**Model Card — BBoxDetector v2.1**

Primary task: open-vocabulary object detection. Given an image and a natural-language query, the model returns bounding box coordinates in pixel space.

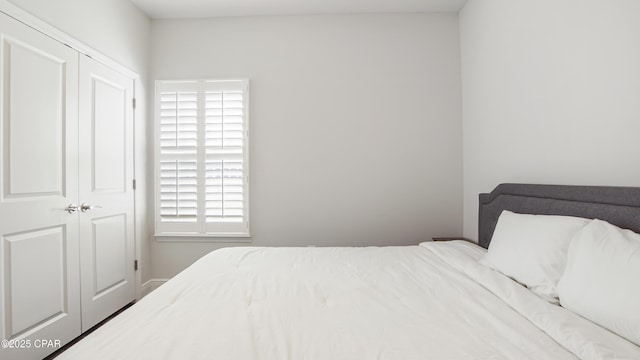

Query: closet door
[0,13,81,360]
[78,55,135,331]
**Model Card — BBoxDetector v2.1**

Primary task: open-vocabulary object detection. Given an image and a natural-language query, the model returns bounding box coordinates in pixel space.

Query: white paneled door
[0,11,136,359]
[78,56,135,331]
[0,13,81,360]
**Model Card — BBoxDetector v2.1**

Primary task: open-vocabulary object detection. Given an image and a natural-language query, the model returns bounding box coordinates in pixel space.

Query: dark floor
[43,302,135,360]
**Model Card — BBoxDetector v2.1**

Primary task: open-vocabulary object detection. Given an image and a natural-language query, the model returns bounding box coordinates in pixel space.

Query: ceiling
[129,0,468,19]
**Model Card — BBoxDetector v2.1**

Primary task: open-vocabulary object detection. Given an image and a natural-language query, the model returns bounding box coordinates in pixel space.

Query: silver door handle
[80,203,102,212]
[65,204,80,214]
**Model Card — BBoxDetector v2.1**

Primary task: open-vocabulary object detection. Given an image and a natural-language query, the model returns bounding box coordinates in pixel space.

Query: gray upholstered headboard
[478,183,640,249]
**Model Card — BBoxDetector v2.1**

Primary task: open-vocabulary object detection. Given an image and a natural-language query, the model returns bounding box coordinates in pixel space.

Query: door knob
[65,204,80,214]
[80,203,102,212]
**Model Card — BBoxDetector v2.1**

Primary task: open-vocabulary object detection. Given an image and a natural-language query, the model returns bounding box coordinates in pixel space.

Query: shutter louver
[159,160,197,222]
[160,92,198,156]
[159,89,199,222]
[205,88,245,222]
[156,80,249,236]
[205,160,244,221]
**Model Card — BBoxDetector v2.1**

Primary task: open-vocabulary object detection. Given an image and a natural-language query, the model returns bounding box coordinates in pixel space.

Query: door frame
[0,0,144,300]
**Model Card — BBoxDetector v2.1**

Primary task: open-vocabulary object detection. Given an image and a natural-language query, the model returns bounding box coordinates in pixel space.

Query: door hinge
[132,179,137,190]
[134,260,138,271]
[132,98,137,109]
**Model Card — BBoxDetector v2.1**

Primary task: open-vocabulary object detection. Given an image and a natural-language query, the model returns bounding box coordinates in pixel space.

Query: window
[155,80,250,237]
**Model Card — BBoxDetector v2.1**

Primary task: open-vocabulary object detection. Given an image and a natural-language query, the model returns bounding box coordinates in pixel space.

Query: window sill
[154,233,252,243]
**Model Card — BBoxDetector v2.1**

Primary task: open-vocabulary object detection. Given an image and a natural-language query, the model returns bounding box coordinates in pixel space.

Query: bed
[57,184,640,359]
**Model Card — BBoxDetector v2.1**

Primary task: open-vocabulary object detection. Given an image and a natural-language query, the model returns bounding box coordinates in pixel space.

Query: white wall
[5,0,154,286]
[460,0,640,240]
[151,14,463,278]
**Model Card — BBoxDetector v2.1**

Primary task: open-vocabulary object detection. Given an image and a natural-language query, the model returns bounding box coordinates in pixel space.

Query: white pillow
[558,219,640,346]
[483,210,589,302]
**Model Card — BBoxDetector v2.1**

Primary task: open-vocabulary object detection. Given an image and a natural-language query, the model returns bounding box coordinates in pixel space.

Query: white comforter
[59,241,640,359]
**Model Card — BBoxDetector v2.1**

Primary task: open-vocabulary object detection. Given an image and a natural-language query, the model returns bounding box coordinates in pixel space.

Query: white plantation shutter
[155,80,249,236]
[158,86,198,225]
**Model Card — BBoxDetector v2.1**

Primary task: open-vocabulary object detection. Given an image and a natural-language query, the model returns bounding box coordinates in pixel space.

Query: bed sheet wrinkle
[422,241,640,360]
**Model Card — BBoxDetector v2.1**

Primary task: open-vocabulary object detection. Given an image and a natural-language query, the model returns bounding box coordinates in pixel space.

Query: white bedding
[59,241,640,359]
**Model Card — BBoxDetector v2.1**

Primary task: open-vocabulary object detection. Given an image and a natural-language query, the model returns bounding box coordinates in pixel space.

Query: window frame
[153,79,250,239]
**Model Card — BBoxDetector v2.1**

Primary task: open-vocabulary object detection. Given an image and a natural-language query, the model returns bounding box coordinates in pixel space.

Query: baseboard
[140,278,168,298]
